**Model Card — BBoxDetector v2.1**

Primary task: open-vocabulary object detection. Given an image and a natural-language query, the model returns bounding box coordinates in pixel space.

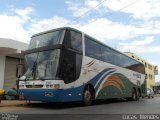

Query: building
[0,38,28,89]
[124,52,156,89]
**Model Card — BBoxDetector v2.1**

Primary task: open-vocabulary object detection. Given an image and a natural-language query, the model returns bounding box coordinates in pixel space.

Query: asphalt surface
[1,96,160,120]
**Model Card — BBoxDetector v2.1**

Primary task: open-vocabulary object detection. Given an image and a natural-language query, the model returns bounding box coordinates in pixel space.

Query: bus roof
[31,27,82,38]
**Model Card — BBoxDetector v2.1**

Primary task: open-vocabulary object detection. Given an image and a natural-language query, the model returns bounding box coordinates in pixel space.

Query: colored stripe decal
[95,71,116,97]
[102,81,123,93]
[107,76,125,88]
[94,68,115,89]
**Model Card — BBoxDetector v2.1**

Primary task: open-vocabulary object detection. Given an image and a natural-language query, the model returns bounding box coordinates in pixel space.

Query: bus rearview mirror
[16,64,24,78]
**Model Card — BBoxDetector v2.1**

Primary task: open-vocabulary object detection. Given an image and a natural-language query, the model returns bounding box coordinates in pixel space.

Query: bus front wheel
[82,86,94,106]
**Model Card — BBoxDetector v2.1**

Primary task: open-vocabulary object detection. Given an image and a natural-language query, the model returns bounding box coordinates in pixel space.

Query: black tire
[82,86,94,106]
[136,89,140,101]
[132,89,137,101]
[126,89,137,101]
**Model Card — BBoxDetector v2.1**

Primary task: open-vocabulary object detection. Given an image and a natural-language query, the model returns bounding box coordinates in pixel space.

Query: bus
[17,27,146,105]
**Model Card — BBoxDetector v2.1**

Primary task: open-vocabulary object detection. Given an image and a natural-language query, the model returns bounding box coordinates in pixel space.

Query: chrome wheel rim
[84,90,91,102]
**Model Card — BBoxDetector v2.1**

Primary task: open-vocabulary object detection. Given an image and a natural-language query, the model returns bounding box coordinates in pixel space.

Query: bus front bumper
[18,89,63,102]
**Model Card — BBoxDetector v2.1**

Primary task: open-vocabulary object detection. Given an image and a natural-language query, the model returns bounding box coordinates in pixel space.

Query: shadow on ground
[21,98,145,110]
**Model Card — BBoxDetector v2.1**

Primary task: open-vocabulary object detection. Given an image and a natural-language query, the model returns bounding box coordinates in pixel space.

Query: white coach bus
[17,27,146,105]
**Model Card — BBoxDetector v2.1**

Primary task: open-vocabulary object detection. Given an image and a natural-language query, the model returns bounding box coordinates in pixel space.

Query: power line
[63,0,107,26]
[63,0,141,32]
[88,0,140,25]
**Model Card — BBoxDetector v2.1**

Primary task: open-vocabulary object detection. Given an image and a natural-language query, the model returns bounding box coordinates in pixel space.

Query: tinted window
[101,46,116,64]
[60,50,76,84]
[85,37,101,59]
[85,36,145,74]
[70,30,82,52]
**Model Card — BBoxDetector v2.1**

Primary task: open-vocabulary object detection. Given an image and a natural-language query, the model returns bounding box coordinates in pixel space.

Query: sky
[0,0,160,82]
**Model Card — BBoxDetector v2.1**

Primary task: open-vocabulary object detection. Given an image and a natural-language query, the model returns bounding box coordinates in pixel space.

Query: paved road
[1,96,160,120]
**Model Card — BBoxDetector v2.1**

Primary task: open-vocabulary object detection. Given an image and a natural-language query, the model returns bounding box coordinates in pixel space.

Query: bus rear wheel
[136,89,140,101]
[126,89,137,101]
[83,87,94,106]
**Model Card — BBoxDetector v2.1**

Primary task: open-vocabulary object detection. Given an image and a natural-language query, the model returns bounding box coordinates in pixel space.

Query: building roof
[0,38,28,58]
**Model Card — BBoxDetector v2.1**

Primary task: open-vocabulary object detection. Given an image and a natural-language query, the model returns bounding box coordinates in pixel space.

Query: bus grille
[26,85,44,88]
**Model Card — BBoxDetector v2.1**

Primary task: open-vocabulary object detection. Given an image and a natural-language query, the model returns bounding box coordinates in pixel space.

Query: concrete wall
[0,55,5,88]
[0,38,28,89]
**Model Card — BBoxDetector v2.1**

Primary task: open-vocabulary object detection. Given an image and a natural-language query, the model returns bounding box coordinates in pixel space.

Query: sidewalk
[0,100,27,112]
[155,94,160,97]
[0,100,43,112]
[0,100,25,107]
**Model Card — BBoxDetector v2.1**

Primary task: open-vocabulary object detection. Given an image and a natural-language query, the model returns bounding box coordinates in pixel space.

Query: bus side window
[70,30,82,52]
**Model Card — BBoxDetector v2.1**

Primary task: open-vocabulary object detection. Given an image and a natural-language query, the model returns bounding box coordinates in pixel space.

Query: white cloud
[65,0,89,17]
[66,0,160,20]
[71,18,135,42]
[14,7,35,21]
[65,0,102,17]
[28,16,160,44]
[85,0,99,8]
[119,37,154,46]
[0,14,30,43]
[0,7,36,43]
[64,0,160,43]
[28,16,69,35]
[29,17,143,43]
[97,0,160,21]
[119,37,160,54]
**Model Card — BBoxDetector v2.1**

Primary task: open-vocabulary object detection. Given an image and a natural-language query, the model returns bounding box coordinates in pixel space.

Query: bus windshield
[28,30,63,49]
[21,49,61,80]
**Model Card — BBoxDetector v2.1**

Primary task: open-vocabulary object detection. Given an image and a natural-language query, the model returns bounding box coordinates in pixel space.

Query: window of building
[148,74,153,79]
[148,64,152,70]
[146,74,147,79]
[145,63,147,68]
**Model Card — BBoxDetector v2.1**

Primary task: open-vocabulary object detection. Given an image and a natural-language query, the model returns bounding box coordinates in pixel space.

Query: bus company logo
[1,113,18,120]
[133,73,141,79]
[86,60,95,68]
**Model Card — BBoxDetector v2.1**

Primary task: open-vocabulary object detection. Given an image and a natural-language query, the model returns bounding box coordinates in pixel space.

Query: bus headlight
[54,84,60,89]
